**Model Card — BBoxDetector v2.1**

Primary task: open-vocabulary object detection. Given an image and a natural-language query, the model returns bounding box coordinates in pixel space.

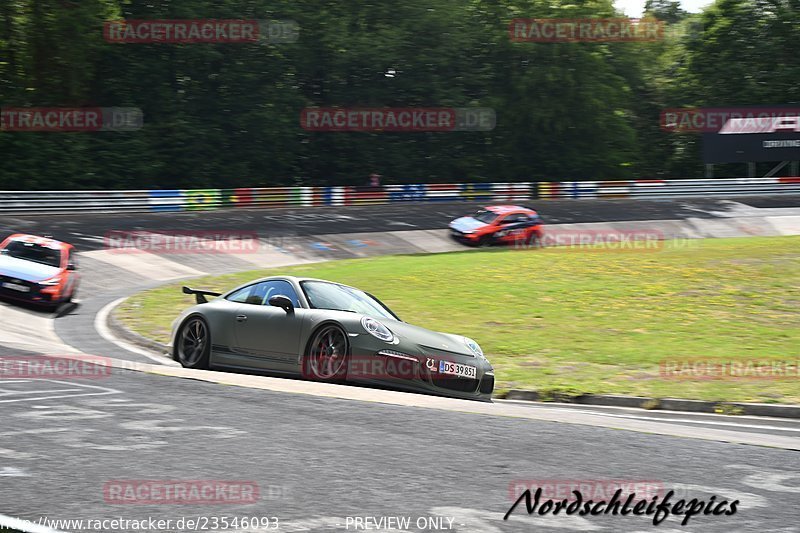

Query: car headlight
[361,317,395,342]
[39,277,61,286]
[463,337,484,357]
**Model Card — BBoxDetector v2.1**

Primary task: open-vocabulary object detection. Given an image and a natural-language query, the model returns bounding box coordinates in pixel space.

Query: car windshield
[473,210,497,224]
[301,281,397,320]
[2,241,61,268]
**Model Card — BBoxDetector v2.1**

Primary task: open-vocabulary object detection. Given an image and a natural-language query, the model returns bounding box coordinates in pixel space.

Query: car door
[494,213,529,242]
[231,280,304,371]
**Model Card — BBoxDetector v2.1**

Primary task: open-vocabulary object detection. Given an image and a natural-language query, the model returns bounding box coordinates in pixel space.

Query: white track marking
[0,379,119,404]
[0,466,31,477]
[499,398,798,423]
[515,406,800,433]
[94,297,178,365]
[766,215,800,235]
[0,388,82,397]
[729,464,800,494]
[0,447,38,460]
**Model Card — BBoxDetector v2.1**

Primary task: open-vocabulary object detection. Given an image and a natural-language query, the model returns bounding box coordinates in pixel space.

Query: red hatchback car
[449,205,544,246]
[0,233,80,308]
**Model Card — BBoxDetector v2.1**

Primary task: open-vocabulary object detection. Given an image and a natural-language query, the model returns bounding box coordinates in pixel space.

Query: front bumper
[346,334,495,401]
[0,274,59,305]
[449,228,481,245]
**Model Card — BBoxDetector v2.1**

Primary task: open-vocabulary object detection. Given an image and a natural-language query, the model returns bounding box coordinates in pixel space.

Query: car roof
[248,275,357,289]
[3,233,71,251]
[484,205,536,215]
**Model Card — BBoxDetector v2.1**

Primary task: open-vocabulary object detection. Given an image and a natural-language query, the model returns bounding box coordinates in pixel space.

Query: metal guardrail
[0,183,532,214]
[0,178,798,215]
[539,177,800,199]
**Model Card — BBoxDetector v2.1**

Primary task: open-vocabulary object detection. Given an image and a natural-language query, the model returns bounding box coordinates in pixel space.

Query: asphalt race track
[1,197,799,533]
[5,195,800,248]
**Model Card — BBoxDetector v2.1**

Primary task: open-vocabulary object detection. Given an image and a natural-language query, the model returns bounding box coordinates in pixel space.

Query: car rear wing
[182,286,222,304]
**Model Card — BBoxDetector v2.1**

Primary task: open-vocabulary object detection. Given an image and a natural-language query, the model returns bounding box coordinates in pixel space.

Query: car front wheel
[476,235,492,247]
[303,324,349,382]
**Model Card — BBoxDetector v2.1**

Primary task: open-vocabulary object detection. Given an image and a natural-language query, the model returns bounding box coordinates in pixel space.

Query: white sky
[615,0,714,17]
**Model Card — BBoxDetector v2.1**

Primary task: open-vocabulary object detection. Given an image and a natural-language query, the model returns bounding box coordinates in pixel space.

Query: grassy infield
[116,236,800,404]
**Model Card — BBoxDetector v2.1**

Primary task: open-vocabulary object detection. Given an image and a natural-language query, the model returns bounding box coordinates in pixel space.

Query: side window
[502,214,526,224]
[64,249,76,269]
[229,280,300,307]
[226,285,255,304]
[259,280,300,308]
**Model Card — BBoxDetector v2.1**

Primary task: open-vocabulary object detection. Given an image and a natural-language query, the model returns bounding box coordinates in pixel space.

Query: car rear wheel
[527,231,543,248]
[303,324,349,382]
[176,316,210,369]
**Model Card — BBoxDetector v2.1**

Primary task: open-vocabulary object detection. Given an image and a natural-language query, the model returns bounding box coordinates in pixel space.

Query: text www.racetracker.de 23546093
[33,516,279,532]
[28,515,462,532]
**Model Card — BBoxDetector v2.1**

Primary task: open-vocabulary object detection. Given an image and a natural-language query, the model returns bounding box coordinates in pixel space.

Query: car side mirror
[269,295,294,313]
[67,263,76,271]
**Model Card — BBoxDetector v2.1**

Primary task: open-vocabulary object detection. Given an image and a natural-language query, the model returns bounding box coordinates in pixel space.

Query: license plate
[2,282,29,293]
[439,360,477,379]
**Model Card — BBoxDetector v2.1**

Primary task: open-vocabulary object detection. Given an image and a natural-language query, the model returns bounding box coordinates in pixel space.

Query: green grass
[116,236,800,403]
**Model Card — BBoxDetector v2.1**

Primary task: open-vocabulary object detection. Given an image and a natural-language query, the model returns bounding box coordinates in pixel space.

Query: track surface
[5,196,800,248]
[1,197,799,532]
[2,347,798,533]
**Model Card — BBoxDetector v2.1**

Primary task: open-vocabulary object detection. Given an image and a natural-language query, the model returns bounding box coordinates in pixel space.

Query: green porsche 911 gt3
[171,276,494,401]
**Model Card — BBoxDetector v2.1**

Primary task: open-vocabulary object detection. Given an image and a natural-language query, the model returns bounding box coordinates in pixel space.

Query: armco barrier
[539,177,800,199]
[0,183,533,214]
[0,178,799,214]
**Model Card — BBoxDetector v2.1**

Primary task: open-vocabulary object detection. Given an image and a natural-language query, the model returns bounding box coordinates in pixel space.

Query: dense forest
[0,0,798,190]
